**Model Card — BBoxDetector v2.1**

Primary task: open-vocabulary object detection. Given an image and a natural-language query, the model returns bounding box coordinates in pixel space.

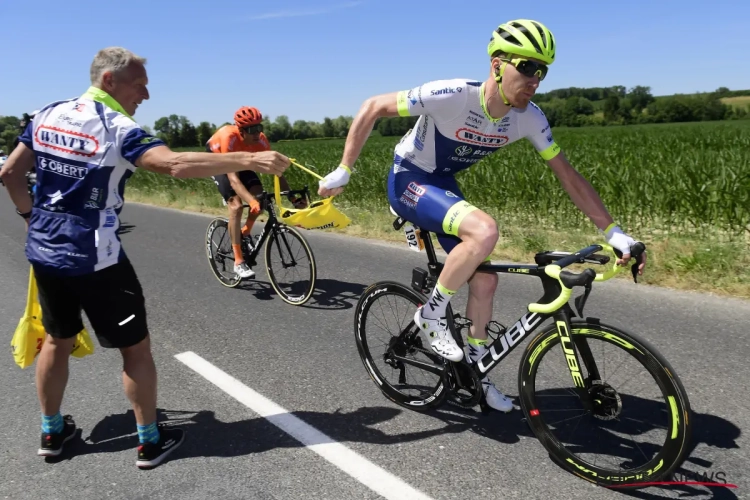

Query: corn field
[128,121,750,237]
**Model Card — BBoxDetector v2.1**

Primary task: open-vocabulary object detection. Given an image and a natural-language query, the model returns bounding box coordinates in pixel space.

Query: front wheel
[518,317,692,488]
[264,224,316,305]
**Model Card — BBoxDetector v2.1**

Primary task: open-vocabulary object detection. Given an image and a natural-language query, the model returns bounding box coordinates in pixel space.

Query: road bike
[354,212,692,488]
[205,186,317,306]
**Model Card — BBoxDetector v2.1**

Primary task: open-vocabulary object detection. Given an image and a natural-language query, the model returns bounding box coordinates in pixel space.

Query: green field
[126,120,750,298]
[130,120,750,235]
[722,96,750,109]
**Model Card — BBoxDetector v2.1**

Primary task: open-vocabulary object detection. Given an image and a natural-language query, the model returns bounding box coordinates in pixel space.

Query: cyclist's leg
[433,210,512,410]
[215,174,245,263]
[434,225,498,346]
[389,166,498,314]
[388,166,498,361]
[238,171,263,238]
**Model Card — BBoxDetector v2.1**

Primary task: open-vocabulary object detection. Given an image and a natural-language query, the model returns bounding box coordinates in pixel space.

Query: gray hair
[89,47,147,85]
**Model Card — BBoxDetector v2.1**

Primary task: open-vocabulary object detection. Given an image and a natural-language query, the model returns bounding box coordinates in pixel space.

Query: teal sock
[41,412,63,434]
[137,421,160,444]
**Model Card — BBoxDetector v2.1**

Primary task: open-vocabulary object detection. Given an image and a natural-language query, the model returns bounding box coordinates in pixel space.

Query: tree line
[1,86,748,152]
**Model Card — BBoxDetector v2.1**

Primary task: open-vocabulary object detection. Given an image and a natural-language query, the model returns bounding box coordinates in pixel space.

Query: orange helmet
[234,106,262,128]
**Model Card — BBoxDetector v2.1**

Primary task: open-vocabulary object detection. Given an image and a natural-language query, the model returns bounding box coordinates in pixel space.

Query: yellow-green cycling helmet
[487,19,556,65]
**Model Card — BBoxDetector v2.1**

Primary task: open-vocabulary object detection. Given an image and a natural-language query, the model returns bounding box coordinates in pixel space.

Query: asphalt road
[1,190,748,500]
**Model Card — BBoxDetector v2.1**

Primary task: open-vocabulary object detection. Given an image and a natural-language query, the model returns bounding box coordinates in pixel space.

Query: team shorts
[205,144,262,202]
[387,159,478,254]
[33,259,149,349]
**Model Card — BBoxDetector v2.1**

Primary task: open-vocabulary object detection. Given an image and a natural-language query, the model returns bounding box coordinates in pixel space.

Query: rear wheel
[518,318,692,488]
[355,281,460,411]
[205,218,242,288]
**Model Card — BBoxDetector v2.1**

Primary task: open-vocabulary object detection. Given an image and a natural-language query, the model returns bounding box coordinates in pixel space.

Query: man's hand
[247,151,290,176]
[318,165,350,197]
[606,225,647,276]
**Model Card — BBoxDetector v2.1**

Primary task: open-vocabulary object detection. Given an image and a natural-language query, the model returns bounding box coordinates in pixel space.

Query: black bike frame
[220,188,310,267]
[396,216,605,409]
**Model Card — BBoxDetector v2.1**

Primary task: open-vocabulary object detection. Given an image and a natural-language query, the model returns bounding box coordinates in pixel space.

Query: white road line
[174,351,434,500]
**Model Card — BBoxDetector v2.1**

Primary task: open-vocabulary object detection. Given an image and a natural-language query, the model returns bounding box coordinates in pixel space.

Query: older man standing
[0,47,290,469]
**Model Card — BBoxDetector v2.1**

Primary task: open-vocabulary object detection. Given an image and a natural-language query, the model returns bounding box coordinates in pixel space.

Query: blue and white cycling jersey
[394,78,560,176]
[18,87,165,276]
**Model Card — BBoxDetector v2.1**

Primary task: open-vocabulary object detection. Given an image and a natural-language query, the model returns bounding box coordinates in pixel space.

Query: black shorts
[34,259,149,349]
[205,144,262,202]
[212,171,262,202]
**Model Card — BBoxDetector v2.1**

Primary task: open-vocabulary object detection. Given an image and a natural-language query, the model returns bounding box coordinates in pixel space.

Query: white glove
[605,225,636,257]
[319,165,351,190]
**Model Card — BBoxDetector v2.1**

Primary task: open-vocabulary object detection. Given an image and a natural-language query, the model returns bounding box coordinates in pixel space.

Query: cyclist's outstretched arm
[342,92,401,168]
[547,151,645,271]
[546,151,614,232]
[318,92,400,196]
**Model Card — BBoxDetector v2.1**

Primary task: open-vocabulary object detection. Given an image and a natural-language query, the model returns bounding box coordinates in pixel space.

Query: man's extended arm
[135,146,289,178]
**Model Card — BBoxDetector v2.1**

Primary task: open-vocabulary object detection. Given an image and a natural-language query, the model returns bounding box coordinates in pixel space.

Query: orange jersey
[207,125,270,153]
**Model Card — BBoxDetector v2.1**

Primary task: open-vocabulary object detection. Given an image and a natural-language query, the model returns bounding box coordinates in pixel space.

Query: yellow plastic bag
[274,161,351,230]
[10,267,94,369]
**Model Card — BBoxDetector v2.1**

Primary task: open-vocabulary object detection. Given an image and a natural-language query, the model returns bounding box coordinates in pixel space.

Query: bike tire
[518,317,692,488]
[205,217,242,288]
[355,281,458,412]
[264,224,316,305]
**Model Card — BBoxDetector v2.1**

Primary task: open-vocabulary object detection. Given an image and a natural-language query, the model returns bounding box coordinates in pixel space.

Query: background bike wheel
[264,224,316,305]
[354,281,454,412]
[518,318,692,488]
[205,218,241,288]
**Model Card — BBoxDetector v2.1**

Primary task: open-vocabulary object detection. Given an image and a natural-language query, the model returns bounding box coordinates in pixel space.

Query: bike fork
[552,310,600,411]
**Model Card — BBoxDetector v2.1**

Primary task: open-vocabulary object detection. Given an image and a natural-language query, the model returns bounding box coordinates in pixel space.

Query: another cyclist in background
[318,19,646,413]
[207,106,307,279]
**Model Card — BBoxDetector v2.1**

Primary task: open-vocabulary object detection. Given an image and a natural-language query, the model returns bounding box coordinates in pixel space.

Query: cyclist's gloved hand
[605,224,636,263]
[318,164,350,197]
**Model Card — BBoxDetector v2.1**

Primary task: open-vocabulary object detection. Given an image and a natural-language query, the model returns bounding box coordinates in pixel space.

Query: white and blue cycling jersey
[393,78,560,175]
[18,87,165,276]
[387,78,562,254]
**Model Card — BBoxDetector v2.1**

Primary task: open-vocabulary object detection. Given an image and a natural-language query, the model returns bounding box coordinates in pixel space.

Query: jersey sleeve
[18,121,33,149]
[523,102,561,161]
[120,126,166,165]
[396,79,468,120]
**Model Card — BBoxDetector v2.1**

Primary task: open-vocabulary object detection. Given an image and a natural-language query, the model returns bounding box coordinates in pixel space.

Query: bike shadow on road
[236,277,367,310]
[421,391,741,500]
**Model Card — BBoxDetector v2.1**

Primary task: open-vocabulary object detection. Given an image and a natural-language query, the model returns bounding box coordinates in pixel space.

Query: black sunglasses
[503,57,549,81]
[243,124,263,134]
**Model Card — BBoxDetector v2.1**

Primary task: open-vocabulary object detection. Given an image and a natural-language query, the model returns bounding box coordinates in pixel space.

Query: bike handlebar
[528,242,646,314]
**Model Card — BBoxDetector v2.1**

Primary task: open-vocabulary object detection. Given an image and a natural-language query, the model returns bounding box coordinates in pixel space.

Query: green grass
[126,120,750,298]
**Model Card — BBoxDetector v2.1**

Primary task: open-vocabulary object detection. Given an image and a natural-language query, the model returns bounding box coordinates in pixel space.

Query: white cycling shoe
[234,262,255,279]
[468,343,515,413]
[414,307,464,362]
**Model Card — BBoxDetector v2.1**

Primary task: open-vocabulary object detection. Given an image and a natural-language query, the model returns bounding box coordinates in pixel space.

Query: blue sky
[2,0,748,129]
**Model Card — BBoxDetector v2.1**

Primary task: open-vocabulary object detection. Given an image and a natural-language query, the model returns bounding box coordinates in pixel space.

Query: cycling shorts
[34,259,149,349]
[387,157,478,254]
[205,144,262,202]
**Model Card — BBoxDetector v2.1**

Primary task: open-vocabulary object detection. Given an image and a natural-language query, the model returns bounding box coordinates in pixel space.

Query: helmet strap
[494,62,512,107]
